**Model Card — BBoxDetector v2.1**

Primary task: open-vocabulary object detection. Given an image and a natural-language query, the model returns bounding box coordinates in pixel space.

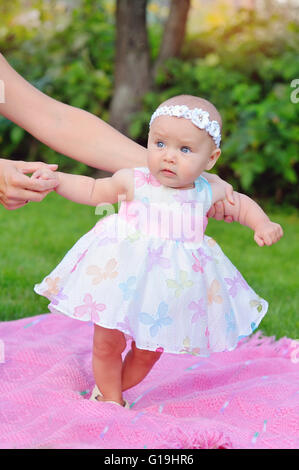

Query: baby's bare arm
[218,192,283,246]
[32,167,134,206]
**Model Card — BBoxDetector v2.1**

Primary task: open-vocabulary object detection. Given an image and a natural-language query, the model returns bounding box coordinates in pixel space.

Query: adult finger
[6,187,54,203]
[206,206,215,218]
[213,201,225,221]
[2,199,30,210]
[225,185,235,205]
[14,171,59,192]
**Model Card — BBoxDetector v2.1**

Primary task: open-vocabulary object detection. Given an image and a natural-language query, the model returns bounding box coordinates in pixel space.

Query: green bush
[131,13,299,206]
[0,0,115,175]
[0,5,298,204]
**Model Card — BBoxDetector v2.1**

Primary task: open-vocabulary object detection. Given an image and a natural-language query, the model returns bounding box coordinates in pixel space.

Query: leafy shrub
[0,4,298,204]
[0,0,115,175]
[131,13,299,205]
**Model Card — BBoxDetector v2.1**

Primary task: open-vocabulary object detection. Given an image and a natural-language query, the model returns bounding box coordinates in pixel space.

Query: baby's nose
[163,152,176,163]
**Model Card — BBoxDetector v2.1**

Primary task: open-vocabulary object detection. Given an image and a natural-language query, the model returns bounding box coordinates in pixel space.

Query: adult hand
[0,158,59,210]
[207,200,234,223]
[205,173,234,223]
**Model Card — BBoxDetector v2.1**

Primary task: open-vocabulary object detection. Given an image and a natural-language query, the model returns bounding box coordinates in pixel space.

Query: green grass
[0,192,298,340]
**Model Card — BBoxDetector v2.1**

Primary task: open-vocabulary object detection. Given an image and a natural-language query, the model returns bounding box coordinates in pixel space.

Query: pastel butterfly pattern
[44,276,61,296]
[207,279,223,305]
[173,192,197,207]
[139,301,173,337]
[197,247,213,263]
[250,298,263,313]
[50,287,68,306]
[147,245,171,272]
[166,270,194,297]
[224,271,249,298]
[225,309,236,333]
[191,252,204,273]
[116,315,134,336]
[188,298,206,323]
[205,326,210,349]
[119,276,137,300]
[207,238,217,247]
[74,293,106,322]
[191,248,213,273]
[135,170,161,188]
[70,249,88,273]
[97,235,118,246]
[86,258,118,284]
[126,230,141,243]
[179,336,201,356]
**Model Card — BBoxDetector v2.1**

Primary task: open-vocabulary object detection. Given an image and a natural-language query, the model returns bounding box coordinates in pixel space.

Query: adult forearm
[0,53,62,145]
[0,54,147,172]
[53,105,148,172]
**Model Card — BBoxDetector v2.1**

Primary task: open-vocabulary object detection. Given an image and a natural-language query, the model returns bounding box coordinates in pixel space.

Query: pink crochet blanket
[0,313,298,449]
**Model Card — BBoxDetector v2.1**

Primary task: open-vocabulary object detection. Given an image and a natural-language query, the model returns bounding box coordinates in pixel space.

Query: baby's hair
[158,94,222,132]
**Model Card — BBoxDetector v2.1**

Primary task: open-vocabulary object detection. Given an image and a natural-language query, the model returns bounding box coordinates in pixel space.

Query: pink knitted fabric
[0,313,298,449]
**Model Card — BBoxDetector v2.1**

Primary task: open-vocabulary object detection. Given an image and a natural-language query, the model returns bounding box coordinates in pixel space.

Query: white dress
[34,167,268,356]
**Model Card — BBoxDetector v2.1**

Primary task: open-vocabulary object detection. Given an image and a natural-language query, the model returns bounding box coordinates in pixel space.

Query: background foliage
[0,0,298,204]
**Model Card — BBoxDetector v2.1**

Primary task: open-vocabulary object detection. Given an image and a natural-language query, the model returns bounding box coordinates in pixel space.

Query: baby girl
[33,94,283,408]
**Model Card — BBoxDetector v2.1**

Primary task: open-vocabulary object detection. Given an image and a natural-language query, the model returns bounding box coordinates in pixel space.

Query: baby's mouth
[161,168,176,176]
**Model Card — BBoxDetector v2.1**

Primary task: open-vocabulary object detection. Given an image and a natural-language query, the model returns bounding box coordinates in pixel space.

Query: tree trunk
[109,0,191,135]
[153,0,191,80]
[109,0,151,136]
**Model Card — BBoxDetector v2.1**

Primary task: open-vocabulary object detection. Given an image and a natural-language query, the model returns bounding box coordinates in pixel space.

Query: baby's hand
[31,167,60,189]
[254,220,283,247]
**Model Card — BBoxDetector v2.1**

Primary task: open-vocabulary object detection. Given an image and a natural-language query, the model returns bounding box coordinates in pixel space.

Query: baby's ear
[205,148,221,171]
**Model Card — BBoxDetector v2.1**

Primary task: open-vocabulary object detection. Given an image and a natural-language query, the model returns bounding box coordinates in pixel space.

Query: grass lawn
[0,191,298,340]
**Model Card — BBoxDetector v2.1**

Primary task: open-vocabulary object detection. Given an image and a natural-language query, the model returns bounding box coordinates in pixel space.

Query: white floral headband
[149,104,221,148]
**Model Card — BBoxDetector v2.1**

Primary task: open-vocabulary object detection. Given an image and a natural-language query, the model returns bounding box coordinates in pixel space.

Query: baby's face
[147,116,219,189]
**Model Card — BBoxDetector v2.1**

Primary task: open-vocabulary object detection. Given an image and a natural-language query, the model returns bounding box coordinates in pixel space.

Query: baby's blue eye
[157,141,165,148]
[181,146,191,154]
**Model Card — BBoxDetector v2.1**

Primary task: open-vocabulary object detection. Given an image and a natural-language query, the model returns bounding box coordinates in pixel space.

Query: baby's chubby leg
[92,324,127,406]
[121,341,162,392]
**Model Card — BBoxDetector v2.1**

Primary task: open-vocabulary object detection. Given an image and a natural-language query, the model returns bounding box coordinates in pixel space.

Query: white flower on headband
[191,108,210,129]
[149,104,221,148]
[172,105,183,117]
[206,120,221,147]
